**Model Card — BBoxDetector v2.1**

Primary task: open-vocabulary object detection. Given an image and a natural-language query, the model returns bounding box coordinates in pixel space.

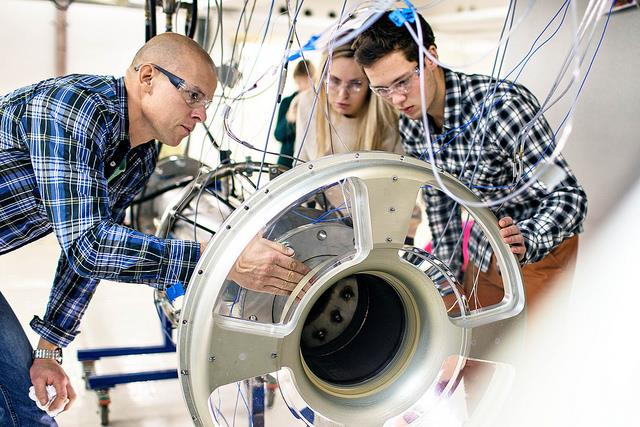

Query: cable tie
[166,282,185,302]
[389,8,415,27]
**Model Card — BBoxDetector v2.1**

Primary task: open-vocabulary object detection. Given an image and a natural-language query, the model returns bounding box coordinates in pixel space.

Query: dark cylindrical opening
[300,273,405,385]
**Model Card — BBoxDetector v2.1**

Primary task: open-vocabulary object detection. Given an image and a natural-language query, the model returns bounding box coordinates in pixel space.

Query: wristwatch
[32,347,63,365]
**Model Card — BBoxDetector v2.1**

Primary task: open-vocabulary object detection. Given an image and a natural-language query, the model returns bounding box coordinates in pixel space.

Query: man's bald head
[131,33,216,77]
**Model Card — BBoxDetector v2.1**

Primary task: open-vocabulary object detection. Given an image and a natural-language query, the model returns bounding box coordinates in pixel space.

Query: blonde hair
[315,44,398,158]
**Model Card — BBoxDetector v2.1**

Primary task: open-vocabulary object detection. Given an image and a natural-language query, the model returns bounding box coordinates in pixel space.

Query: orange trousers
[462,234,579,313]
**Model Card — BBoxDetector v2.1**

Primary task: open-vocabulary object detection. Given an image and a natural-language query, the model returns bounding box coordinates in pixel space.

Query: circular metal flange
[177,152,525,426]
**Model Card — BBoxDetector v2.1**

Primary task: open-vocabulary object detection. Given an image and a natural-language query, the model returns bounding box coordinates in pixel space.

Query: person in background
[273,59,315,168]
[293,43,422,242]
[0,33,308,425]
[294,43,402,162]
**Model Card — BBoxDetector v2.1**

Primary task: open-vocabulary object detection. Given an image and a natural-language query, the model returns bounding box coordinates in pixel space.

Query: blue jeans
[0,291,57,426]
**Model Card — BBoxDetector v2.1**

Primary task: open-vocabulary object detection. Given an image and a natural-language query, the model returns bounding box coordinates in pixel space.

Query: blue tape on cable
[288,406,315,423]
[166,282,185,302]
[287,34,320,62]
[389,8,416,27]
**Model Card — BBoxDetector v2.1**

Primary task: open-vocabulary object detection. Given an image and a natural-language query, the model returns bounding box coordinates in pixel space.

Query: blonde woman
[294,43,403,161]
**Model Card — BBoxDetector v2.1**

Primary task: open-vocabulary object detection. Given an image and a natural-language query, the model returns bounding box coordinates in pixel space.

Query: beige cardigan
[293,89,404,161]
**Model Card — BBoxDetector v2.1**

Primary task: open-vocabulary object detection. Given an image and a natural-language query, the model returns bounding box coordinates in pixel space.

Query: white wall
[0,0,144,91]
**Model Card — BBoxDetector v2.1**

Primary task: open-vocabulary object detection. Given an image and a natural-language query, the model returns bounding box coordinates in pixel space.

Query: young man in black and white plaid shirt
[353,10,587,312]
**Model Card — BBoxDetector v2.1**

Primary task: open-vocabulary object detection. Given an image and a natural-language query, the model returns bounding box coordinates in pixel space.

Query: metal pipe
[54,2,68,76]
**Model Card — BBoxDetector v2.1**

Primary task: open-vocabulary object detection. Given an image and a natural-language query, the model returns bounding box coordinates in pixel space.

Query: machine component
[131,155,203,235]
[154,160,288,329]
[175,152,525,426]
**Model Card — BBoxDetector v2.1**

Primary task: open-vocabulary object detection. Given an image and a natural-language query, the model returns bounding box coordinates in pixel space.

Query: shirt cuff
[30,316,79,348]
[157,239,201,290]
[516,219,538,265]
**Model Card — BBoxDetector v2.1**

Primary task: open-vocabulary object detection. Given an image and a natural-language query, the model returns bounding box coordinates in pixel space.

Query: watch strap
[32,347,63,365]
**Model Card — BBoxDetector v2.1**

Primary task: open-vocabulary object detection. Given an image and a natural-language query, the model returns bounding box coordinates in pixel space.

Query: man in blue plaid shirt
[0,33,308,424]
[354,12,586,312]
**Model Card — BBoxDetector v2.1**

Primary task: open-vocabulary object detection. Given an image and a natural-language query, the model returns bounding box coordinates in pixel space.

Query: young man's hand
[498,216,526,261]
[228,235,310,295]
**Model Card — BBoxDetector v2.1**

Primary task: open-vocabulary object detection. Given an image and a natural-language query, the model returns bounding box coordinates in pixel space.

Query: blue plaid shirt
[0,75,200,347]
[400,68,587,276]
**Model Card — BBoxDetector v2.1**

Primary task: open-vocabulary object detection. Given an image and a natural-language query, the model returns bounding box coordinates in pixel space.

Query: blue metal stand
[249,377,266,427]
[76,312,177,425]
[77,307,268,425]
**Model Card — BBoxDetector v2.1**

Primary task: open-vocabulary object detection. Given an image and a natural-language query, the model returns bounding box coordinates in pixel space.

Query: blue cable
[238,381,254,427]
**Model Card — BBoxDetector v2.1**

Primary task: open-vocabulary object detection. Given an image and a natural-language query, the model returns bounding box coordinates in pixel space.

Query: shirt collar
[442,68,462,132]
[114,77,129,142]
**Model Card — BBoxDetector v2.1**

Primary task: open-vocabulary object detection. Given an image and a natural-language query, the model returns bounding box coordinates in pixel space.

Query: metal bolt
[392,176,398,181]
[331,310,343,323]
[180,369,189,375]
[340,286,354,301]
[308,164,314,169]
[313,329,327,341]
[182,319,189,325]
[226,224,231,230]
[244,205,249,210]
[386,237,393,243]
[317,230,327,241]
[264,188,270,194]
[354,153,360,158]
[192,415,198,421]
[271,353,279,359]
[197,269,203,275]
[248,315,258,321]
[389,207,396,212]
[208,356,216,362]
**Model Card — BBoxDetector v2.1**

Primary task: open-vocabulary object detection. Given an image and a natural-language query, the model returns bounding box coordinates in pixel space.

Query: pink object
[424,220,474,272]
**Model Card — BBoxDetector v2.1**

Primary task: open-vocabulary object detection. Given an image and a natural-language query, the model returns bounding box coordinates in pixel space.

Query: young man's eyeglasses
[326,76,364,94]
[370,66,420,99]
[134,63,212,109]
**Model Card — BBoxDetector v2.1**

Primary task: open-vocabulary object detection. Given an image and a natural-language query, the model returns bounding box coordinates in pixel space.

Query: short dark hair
[293,59,315,79]
[353,10,436,68]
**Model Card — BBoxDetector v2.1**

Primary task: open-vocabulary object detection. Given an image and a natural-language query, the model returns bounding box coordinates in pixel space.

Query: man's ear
[137,64,154,92]
[425,45,439,69]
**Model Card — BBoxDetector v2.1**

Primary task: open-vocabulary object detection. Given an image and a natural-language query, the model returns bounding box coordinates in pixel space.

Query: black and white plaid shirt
[400,68,587,275]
